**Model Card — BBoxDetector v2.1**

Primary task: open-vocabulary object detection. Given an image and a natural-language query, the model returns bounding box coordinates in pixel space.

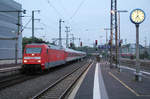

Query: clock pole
[135,24,142,81]
[130,8,145,82]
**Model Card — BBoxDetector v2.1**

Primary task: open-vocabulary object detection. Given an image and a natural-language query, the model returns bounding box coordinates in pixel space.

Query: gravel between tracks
[0,59,88,99]
[36,61,91,99]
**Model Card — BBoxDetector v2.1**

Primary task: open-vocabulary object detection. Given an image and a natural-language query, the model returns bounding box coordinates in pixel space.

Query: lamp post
[0,10,26,64]
[117,10,128,40]
[65,26,70,48]
[117,10,128,71]
[32,10,40,43]
[59,19,64,48]
[104,28,111,62]
[111,10,128,69]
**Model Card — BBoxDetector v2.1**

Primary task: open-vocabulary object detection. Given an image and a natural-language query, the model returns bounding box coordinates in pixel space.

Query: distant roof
[122,43,144,48]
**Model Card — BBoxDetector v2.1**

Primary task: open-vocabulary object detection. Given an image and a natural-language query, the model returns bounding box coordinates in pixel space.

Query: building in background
[0,0,22,59]
[121,43,144,55]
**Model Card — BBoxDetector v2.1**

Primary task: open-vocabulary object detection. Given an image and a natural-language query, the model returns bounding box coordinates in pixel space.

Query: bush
[140,51,149,59]
[130,55,134,59]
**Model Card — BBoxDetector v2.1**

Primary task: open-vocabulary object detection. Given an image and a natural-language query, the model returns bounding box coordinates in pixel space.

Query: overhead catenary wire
[46,0,65,19]
[21,18,32,32]
[45,0,87,26]
[44,0,88,44]
[68,0,87,21]
[40,21,58,31]
[64,0,87,33]
[59,0,69,16]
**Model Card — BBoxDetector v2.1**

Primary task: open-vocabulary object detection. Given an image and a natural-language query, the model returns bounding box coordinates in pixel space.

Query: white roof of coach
[48,45,61,50]
[27,44,85,54]
[64,48,86,54]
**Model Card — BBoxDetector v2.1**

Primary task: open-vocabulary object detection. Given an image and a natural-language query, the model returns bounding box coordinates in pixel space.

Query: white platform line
[68,61,94,99]
[98,63,109,99]
[93,63,101,99]
[0,66,21,72]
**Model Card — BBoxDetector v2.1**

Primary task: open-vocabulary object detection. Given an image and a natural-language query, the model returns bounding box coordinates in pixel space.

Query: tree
[69,43,76,49]
[140,50,149,59]
[22,37,51,50]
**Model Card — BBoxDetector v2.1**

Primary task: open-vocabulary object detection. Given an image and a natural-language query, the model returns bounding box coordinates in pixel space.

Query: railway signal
[80,42,82,47]
[95,40,98,46]
[119,39,123,47]
[108,40,111,46]
[70,43,73,47]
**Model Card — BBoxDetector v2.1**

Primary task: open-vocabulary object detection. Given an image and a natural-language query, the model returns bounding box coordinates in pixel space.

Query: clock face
[130,9,145,24]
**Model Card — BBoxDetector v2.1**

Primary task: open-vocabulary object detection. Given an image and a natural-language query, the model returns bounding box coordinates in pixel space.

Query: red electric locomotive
[22,43,86,72]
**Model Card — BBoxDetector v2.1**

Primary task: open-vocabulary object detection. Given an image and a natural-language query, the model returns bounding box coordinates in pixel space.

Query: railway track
[0,74,36,90]
[0,59,89,92]
[120,58,150,66]
[31,60,93,99]
[113,58,150,72]
[0,65,38,90]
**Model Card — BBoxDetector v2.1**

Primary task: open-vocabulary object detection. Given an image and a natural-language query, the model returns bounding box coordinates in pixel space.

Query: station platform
[0,59,21,69]
[70,61,150,99]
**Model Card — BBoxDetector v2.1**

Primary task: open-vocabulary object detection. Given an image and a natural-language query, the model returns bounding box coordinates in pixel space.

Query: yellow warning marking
[140,95,150,97]
[108,72,140,96]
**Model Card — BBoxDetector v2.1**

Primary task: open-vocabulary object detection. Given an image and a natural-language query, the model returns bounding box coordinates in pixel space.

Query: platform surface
[74,61,150,99]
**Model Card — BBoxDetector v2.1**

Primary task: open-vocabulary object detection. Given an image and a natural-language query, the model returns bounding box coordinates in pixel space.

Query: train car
[65,48,86,62]
[22,43,86,72]
[121,53,133,58]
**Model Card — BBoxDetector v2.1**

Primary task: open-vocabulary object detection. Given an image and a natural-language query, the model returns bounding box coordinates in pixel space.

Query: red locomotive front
[22,44,47,71]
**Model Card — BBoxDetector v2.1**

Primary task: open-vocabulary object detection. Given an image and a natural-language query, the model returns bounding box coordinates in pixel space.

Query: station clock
[130,9,145,24]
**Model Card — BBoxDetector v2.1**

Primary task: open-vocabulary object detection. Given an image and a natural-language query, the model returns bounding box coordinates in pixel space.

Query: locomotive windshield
[26,48,41,54]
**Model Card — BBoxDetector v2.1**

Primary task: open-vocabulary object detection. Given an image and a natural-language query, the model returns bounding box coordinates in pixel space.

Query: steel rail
[0,74,27,90]
[58,61,93,99]
[31,60,93,99]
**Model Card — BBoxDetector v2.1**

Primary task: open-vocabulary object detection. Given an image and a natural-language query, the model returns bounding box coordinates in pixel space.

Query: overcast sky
[15,0,150,47]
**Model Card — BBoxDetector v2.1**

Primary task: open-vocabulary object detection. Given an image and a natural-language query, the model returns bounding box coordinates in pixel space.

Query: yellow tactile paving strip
[109,72,150,97]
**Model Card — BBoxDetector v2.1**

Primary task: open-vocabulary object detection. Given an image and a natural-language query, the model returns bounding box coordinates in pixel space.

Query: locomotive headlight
[24,60,27,63]
[37,60,41,63]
